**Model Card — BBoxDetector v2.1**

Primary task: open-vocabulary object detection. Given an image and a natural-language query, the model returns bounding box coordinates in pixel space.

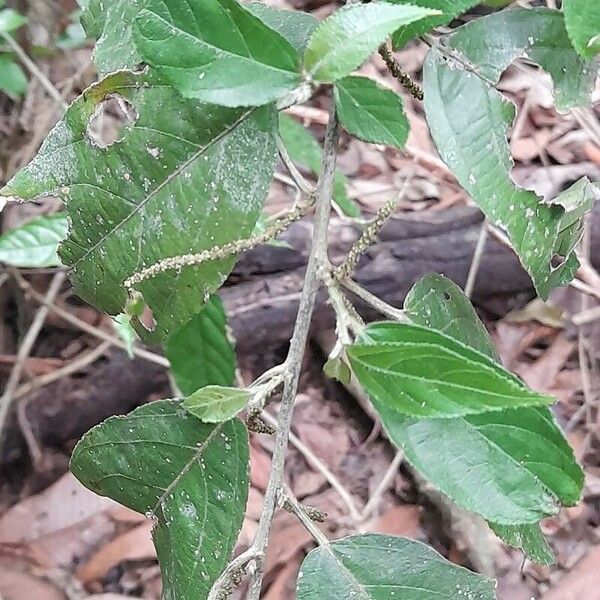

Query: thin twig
[245,103,339,600]
[281,486,330,546]
[0,272,67,447]
[276,134,315,195]
[342,278,406,322]
[464,222,488,299]
[360,450,404,521]
[2,34,67,109]
[12,271,169,368]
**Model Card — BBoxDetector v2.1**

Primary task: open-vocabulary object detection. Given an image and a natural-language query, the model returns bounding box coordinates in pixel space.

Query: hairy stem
[245,104,339,600]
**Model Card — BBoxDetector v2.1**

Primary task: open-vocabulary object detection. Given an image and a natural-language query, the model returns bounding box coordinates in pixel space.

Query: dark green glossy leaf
[183,386,250,423]
[297,534,495,599]
[245,2,318,53]
[404,274,499,361]
[80,0,146,73]
[423,48,596,298]
[303,2,438,82]
[334,76,408,149]
[71,400,249,600]
[348,322,553,419]
[1,71,277,342]
[0,213,68,267]
[405,274,560,561]
[447,7,597,111]
[134,0,302,107]
[166,296,236,395]
[563,0,600,59]
[278,114,360,218]
[390,0,479,49]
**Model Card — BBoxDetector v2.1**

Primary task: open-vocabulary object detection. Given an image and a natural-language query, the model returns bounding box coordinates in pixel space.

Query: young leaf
[390,0,480,50]
[348,322,553,419]
[379,274,583,526]
[447,7,597,111]
[404,274,499,361]
[0,8,27,34]
[0,54,27,98]
[334,76,408,149]
[279,114,360,218]
[245,2,318,53]
[0,213,68,268]
[70,400,249,600]
[166,296,236,395]
[1,71,277,342]
[297,534,495,599]
[79,0,146,73]
[423,48,597,298]
[563,0,600,59]
[183,386,250,423]
[490,523,554,566]
[405,275,558,562]
[133,0,302,107]
[303,2,439,83]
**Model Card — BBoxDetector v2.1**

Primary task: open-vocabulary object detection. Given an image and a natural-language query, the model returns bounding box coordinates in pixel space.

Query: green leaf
[390,0,479,49]
[334,76,408,149]
[348,321,553,419]
[447,7,597,111]
[166,296,236,395]
[563,0,600,59]
[133,0,302,107]
[0,55,27,98]
[0,213,68,267]
[71,400,249,600]
[303,2,439,82]
[404,274,499,361]
[297,534,495,599]
[183,386,250,423]
[278,114,360,218]
[490,523,554,565]
[111,314,137,359]
[423,48,596,298]
[0,8,27,34]
[405,275,558,561]
[1,71,277,342]
[80,0,146,73]
[245,2,318,53]
[378,275,583,526]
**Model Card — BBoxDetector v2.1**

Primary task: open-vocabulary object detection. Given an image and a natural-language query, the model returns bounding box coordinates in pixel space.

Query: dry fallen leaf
[0,557,65,600]
[542,545,600,600]
[365,504,423,538]
[76,521,155,584]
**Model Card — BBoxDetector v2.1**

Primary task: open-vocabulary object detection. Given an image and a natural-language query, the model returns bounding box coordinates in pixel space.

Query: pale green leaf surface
[447,7,597,111]
[183,386,250,423]
[245,2,318,53]
[0,55,27,98]
[166,296,236,395]
[80,0,146,73]
[348,322,553,419]
[278,114,360,218]
[70,400,249,600]
[0,213,67,267]
[334,76,408,149]
[134,0,302,107]
[297,534,495,599]
[390,0,480,49]
[563,0,600,59]
[112,314,137,359]
[405,275,561,560]
[0,8,27,34]
[404,274,499,361]
[423,48,596,298]
[303,2,439,82]
[1,72,277,342]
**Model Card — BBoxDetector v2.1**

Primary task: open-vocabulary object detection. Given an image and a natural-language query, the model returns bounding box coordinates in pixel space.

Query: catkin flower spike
[124,198,315,290]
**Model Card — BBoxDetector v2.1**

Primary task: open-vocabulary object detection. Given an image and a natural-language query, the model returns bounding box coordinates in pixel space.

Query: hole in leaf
[443,291,451,300]
[86,94,138,149]
[551,254,566,269]
[137,303,156,332]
